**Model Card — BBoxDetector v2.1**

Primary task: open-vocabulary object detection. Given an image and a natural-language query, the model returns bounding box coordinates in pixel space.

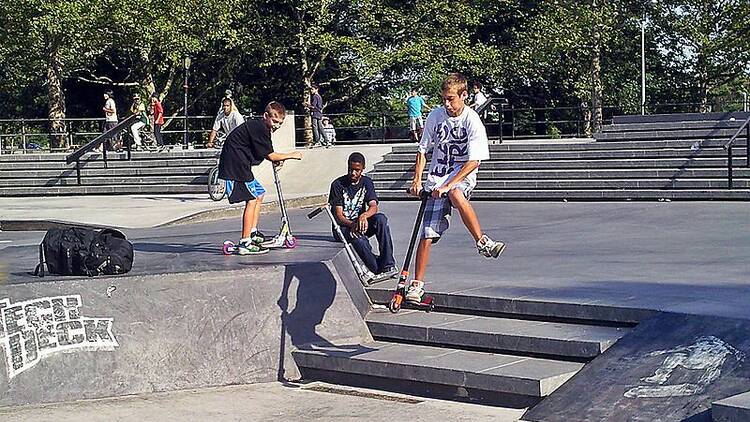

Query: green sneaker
[250,231,267,245]
[238,239,269,255]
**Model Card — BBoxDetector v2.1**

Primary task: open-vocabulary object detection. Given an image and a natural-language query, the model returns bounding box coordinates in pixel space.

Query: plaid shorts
[421,180,474,243]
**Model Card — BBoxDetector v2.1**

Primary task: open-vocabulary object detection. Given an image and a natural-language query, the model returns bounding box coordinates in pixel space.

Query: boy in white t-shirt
[406,73,505,302]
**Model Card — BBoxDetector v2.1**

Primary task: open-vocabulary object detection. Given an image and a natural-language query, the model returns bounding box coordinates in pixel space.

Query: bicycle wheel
[207,165,226,201]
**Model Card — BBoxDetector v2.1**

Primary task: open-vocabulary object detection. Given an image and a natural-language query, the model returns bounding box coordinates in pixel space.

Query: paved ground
[2,199,749,319]
[0,381,523,422]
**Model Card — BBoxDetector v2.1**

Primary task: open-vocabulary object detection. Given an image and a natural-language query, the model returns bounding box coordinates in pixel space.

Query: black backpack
[35,227,134,277]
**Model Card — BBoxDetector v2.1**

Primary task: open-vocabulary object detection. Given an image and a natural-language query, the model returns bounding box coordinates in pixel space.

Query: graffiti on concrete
[0,295,118,380]
[625,336,745,398]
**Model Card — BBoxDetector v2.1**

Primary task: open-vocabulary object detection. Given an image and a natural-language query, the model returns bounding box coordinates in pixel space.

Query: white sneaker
[405,280,425,302]
[477,235,506,258]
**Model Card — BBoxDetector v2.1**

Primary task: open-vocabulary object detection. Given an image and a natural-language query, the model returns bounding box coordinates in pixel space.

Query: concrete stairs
[0,150,218,196]
[370,139,750,200]
[293,289,638,407]
[595,112,750,142]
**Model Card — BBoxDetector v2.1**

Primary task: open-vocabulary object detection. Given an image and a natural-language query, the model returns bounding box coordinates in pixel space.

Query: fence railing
[0,115,257,155]
[4,100,750,153]
[723,115,750,188]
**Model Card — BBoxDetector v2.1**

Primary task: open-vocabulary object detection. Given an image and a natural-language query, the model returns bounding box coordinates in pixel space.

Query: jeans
[311,117,328,146]
[334,213,395,274]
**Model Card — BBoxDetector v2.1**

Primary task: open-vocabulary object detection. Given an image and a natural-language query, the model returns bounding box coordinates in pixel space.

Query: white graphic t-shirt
[212,110,245,136]
[105,98,118,122]
[418,106,490,190]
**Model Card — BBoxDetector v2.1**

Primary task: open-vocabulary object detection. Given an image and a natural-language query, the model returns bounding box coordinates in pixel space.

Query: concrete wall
[0,263,370,407]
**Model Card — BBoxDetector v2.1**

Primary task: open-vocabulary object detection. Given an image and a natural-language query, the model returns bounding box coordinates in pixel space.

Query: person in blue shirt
[406,90,430,142]
[328,152,397,280]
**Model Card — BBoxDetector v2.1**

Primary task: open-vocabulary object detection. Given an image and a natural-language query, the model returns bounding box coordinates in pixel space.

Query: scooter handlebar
[307,206,325,219]
[404,188,447,199]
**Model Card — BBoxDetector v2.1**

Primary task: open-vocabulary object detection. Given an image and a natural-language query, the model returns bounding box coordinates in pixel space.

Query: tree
[651,0,750,111]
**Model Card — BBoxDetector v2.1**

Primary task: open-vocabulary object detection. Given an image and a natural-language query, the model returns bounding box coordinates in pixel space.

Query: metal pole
[183,57,189,148]
[746,125,749,167]
[641,14,646,115]
[728,145,733,189]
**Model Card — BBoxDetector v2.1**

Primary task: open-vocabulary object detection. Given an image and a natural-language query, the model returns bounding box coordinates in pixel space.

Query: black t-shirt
[328,175,378,220]
[218,119,274,181]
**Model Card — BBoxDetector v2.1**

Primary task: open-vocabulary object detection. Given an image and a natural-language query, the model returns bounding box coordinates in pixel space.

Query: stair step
[612,111,750,125]
[366,310,628,359]
[365,288,653,325]
[293,341,583,398]
[0,167,212,179]
[712,391,750,422]
[0,185,206,196]
[389,139,743,153]
[375,189,750,200]
[0,158,216,170]
[372,179,749,190]
[369,168,750,180]
[595,128,739,141]
[374,157,748,171]
[602,120,745,133]
[0,175,208,187]
[382,148,746,162]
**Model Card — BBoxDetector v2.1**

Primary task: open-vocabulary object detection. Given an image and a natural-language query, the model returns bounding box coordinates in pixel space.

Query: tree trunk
[46,44,67,150]
[590,43,603,134]
[300,30,313,146]
[138,47,156,96]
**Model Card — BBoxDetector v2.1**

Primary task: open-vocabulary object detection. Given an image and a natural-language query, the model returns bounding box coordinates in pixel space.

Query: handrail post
[728,145,733,189]
[746,124,749,167]
[103,144,108,169]
[499,104,504,144]
[381,113,386,143]
[76,160,81,185]
[21,119,27,151]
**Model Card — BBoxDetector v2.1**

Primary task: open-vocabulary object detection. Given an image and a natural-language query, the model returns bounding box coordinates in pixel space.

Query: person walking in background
[150,93,165,149]
[468,81,488,110]
[207,97,244,148]
[102,91,119,151]
[322,116,336,146]
[406,90,430,142]
[129,94,149,150]
[307,84,329,148]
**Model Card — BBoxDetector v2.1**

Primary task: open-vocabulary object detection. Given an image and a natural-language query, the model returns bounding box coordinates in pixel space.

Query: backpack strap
[33,242,47,277]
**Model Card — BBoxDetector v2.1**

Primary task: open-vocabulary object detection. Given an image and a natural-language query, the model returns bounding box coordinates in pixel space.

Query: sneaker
[370,266,399,283]
[405,280,425,303]
[477,235,506,258]
[237,239,269,255]
[250,231,267,245]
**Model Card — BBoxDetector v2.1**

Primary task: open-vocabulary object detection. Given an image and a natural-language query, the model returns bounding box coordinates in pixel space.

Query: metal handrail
[722,115,750,188]
[65,115,138,185]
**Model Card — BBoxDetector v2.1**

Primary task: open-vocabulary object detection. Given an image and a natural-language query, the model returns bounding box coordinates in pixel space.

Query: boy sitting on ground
[406,73,505,302]
[219,101,302,255]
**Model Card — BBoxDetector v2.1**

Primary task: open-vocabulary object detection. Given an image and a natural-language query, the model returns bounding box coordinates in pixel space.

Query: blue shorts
[225,179,265,204]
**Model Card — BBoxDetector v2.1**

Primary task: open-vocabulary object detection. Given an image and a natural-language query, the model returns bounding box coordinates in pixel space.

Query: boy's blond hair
[265,101,287,117]
[441,73,468,95]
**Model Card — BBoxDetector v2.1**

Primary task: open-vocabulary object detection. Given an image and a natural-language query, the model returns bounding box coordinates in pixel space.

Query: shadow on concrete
[132,241,217,254]
[277,262,373,381]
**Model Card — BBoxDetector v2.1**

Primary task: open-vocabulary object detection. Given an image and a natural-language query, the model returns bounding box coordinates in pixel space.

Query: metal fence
[3,99,749,154]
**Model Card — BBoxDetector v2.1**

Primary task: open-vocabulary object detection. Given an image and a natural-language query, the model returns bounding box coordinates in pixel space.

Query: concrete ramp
[522,313,750,422]
[0,263,370,407]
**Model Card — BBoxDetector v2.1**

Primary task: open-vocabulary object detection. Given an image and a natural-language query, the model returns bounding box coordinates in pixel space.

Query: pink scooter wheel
[285,237,298,249]
[222,241,235,255]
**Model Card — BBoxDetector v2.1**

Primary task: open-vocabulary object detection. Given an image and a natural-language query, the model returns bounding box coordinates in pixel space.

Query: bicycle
[207,132,227,201]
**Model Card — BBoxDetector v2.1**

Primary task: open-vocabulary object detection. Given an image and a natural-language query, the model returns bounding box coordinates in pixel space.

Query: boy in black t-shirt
[219,101,302,255]
[328,152,397,279]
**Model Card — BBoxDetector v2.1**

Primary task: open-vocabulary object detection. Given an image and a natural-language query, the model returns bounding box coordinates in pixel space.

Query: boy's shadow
[277,262,373,381]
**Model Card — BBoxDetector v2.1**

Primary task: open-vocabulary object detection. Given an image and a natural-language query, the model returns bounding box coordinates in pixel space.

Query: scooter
[388,189,436,313]
[260,163,298,249]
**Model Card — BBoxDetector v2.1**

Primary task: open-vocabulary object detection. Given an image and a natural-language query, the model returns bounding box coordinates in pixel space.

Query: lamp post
[183,56,192,148]
[641,12,646,115]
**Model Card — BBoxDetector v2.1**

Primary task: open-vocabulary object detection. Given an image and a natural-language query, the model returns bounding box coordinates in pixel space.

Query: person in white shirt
[406,73,506,303]
[468,81,488,110]
[208,97,245,148]
[102,91,120,151]
[322,116,336,146]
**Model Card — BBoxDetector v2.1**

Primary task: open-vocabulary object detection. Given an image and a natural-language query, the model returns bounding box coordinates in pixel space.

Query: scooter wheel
[222,241,235,256]
[285,236,298,249]
[388,294,403,313]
